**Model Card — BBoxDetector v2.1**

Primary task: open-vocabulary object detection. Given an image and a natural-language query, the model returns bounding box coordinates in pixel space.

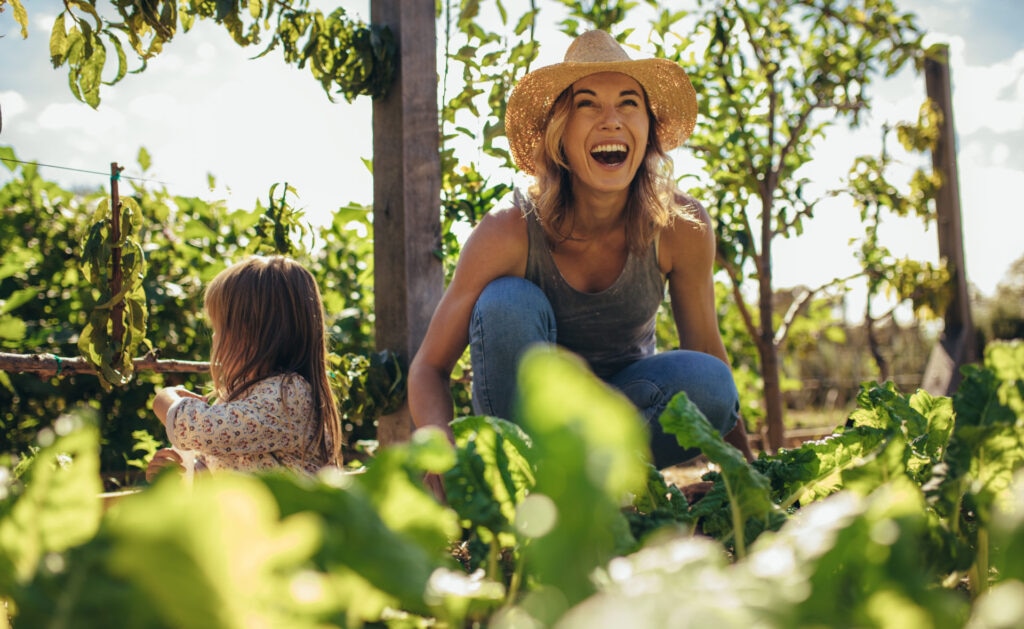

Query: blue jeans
[469,277,739,468]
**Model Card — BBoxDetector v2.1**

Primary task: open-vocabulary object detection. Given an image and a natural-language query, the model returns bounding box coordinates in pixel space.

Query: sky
[1,0,1022,303]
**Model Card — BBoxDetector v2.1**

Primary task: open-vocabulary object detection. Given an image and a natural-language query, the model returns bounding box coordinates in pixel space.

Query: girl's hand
[146,448,184,483]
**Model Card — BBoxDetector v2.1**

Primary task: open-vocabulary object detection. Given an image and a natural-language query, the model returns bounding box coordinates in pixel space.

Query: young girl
[147,255,342,479]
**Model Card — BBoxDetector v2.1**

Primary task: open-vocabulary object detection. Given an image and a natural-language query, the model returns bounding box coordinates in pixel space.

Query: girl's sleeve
[167,378,313,456]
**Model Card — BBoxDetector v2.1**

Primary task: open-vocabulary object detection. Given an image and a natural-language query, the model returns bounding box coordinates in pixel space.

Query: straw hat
[505,29,698,175]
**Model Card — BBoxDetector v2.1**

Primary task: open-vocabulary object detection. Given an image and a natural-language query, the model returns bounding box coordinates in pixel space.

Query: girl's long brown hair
[204,256,341,467]
[528,84,699,253]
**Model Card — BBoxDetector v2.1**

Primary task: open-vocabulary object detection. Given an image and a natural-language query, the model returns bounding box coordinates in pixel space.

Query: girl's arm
[167,377,313,455]
[152,386,206,425]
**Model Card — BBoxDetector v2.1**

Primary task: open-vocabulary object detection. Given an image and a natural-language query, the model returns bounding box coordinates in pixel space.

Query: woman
[408,30,754,478]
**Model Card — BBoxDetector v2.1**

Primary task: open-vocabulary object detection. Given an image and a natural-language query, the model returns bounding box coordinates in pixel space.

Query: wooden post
[921,44,979,395]
[110,162,125,358]
[371,0,444,445]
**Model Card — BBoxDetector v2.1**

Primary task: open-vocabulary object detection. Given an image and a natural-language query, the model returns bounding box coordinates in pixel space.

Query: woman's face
[561,71,650,197]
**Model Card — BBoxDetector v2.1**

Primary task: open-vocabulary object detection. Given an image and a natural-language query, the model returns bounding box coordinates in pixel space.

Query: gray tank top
[522,203,666,379]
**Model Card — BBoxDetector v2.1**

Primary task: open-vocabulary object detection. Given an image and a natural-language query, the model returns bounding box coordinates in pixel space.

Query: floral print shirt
[166,373,324,475]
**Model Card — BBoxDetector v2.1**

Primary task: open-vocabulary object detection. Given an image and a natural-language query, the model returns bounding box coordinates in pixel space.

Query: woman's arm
[408,207,529,441]
[661,203,755,461]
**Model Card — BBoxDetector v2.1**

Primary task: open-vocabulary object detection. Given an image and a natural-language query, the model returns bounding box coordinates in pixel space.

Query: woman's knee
[472,277,555,337]
[615,351,738,431]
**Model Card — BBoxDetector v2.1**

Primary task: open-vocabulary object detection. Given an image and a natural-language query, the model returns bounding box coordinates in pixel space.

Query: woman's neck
[569,187,629,239]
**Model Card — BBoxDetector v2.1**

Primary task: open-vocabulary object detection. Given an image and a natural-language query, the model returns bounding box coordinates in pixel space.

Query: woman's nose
[599,108,622,129]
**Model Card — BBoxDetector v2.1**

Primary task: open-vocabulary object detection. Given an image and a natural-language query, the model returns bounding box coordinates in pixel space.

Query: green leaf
[105,473,324,628]
[515,346,649,621]
[0,314,27,341]
[49,12,69,65]
[1,287,39,315]
[446,415,535,545]
[357,434,461,557]
[0,412,103,583]
[10,0,28,38]
[261,471,448,621]
[660,392,780,556]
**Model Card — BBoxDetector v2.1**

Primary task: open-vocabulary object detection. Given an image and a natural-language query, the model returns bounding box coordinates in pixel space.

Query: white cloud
[947,42,1024,135]
[36,101,124,133]
[958,161,1024,294]
[126,92,181,122]
[0,91,27,121]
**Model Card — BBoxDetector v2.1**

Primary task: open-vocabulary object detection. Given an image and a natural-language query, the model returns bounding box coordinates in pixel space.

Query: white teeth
[591,143,627,153]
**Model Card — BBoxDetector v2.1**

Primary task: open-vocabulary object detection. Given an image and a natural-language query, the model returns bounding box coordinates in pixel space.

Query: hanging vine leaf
[78,197,151,390]
[41,0,396,107]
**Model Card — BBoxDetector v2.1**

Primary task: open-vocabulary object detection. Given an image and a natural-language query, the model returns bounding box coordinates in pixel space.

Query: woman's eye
[575,99,596,108]
[620,98,640,108]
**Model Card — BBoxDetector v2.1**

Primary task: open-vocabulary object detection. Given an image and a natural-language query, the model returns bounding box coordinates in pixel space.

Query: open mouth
[590,143,628,166]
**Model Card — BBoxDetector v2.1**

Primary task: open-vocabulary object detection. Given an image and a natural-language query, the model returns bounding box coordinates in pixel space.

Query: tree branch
[773,271,865,346]
[718,251,760,344]
[0,352,208,379]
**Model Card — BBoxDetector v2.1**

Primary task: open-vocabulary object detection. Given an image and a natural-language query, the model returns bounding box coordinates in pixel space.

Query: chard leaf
[755,424,890,508]
[446,415,535,545]
[910,389,955,459]
[752,480,968,628]
[0,411,102,584]
[936,341,1024,526]
[659,391,779,557]
[355,429,461,556]
[989,470,1024,582]
[105,473,324,629]
[514,346,648,623]
[260,471,447,622]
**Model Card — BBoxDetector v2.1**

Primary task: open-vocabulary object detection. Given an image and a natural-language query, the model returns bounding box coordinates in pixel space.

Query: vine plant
[31,0,396,108]
[78,170,150,390]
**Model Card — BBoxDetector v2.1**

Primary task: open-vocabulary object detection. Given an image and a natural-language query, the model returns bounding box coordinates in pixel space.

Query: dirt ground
[660,455,719,487]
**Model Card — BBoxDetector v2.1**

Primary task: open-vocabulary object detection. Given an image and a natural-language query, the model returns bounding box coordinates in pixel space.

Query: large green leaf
[513,346,648,624]
[446,414,535,545]
[103,473,324,629]
[660,391,779,556]
[0,412,103,584]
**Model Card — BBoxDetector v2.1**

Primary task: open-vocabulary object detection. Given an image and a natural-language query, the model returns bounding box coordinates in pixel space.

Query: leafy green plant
[0,341,1022,627]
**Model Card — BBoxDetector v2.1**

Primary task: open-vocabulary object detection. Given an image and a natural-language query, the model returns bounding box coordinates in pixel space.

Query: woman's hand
[423,472,447,504]
[145,448,184,483]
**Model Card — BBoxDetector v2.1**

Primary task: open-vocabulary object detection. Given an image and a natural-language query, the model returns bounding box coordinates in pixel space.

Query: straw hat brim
[506,57,697,176]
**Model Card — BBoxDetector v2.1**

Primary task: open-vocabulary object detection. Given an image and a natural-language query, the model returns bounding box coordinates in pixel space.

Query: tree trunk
[758,284,785,453]
[759,194,785,453]
[921,44,978,396]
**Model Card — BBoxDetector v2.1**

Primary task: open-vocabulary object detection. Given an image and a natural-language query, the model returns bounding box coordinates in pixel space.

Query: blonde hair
[527,85,698,253]
[204,255,341,467]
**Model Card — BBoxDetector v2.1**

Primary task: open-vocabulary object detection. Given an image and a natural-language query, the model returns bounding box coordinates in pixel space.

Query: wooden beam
[921,44,979,396]
[371,0,444,445]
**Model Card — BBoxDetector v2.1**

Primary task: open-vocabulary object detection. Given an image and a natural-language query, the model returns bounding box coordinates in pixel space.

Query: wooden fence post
[921,44,979,396]
[370,0,444,446]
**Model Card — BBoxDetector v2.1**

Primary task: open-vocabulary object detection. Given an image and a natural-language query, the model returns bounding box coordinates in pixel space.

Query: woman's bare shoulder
[659,192,715,272]
[671,191,712,226]
[466,202,528,248]
[454,203,529,281]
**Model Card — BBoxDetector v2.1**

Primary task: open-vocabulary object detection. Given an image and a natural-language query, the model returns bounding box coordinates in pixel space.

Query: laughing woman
[408,30,754,493]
